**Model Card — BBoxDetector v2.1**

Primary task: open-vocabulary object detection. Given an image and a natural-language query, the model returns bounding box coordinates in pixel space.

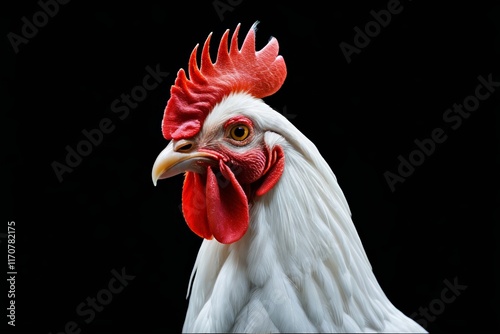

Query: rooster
[152,22,426,333]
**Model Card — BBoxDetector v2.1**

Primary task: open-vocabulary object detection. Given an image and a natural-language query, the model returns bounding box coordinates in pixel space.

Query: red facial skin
[181,116,285,244]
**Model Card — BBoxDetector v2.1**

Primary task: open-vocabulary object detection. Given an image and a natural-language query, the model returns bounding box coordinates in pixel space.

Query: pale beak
[151,140,217,186]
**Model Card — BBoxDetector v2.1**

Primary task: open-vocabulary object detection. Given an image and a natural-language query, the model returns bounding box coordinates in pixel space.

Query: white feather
[182,92,427,333]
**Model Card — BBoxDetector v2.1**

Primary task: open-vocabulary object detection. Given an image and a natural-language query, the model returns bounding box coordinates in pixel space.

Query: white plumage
[179,92,427,333]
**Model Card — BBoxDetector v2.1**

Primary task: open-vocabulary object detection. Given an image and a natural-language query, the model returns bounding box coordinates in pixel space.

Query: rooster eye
[229,124,250,141]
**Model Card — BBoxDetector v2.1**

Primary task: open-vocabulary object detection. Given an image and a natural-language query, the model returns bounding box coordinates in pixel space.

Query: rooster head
[152,23,287,244]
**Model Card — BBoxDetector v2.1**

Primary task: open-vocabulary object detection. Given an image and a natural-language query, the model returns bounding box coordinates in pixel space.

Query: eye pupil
[230,124,250,141]
[234,127,246,138]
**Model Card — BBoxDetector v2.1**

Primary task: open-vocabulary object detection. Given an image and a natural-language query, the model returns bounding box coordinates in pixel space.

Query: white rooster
[152,22,427,333]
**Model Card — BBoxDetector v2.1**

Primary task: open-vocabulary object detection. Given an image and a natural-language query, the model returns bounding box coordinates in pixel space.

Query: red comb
[161,22,287,140]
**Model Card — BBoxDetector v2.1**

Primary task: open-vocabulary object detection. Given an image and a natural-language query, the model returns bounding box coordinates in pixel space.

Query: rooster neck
[178,93,425,332]
[182,135,425,333]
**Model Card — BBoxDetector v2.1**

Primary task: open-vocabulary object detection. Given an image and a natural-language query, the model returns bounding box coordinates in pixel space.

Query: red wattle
[206,163,249,244]
[182,172,212,239]
[181,146,284,244]
[256,145,285,196]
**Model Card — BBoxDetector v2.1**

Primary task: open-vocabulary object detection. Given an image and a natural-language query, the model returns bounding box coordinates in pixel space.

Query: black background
[2,0,499,333]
